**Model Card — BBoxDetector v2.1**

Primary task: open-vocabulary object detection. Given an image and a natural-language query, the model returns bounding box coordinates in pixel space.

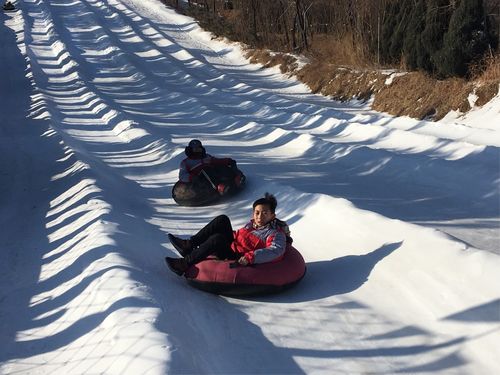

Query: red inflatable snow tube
[183,246,306,296]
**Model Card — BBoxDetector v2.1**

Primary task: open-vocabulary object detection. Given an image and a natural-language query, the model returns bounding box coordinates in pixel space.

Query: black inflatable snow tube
[172,166,246,206]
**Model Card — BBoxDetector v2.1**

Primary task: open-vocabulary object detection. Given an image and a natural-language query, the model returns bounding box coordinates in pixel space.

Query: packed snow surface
[1,0,499,374]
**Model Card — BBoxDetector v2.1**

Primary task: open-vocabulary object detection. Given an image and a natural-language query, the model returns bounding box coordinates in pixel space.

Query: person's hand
[238,256,249,266]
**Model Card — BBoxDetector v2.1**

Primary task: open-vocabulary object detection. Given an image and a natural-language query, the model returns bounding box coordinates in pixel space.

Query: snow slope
[0,0,499,374]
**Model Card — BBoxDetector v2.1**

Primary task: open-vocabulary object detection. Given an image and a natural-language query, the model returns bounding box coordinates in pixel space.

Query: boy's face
[253,204,275,227]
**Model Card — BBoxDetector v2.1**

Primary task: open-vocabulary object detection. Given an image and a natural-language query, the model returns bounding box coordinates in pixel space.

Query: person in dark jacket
[166,193,290,276]
[3,1,15,10]
[178,139,237,195]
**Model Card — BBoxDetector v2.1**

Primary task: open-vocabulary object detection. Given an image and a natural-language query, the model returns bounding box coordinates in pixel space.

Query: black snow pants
[186,215,239,265]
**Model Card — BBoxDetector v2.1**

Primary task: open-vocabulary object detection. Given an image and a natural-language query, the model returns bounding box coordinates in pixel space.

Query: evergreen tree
[435,0,489,77]
[389,1,413,65]
[379,1,400,64]
[420,0,452,73]
[403,0,427,70]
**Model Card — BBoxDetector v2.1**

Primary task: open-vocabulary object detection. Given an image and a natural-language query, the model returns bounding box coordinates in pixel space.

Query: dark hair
[253,193,277,213]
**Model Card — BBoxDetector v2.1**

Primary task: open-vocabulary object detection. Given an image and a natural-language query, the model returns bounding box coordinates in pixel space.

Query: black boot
[168,234,193,257]
[165,257,189,276]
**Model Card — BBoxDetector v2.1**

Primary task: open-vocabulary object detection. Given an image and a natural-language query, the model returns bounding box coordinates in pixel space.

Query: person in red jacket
[179,139,237,195]
[166,193,290,276]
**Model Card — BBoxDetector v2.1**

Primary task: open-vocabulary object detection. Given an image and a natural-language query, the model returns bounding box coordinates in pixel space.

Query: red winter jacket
[231,219,287,264]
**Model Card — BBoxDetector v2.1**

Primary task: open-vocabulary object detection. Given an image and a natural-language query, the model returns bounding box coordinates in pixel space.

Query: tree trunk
[280,0,291,49]
[251,0,258,41]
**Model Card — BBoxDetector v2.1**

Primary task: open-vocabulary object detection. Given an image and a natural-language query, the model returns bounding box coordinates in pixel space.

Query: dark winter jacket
[179,154,232,182]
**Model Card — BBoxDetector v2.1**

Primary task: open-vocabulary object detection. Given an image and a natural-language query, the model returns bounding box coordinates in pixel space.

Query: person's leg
[190,214,233,247]
[166,231,237,276]
[185,232,237,265]
[169,214,233,255]
[166,215,235,276]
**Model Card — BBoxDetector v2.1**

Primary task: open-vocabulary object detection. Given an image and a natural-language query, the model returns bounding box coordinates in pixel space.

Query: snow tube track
[2,0,499,374]
[23,0,495,247]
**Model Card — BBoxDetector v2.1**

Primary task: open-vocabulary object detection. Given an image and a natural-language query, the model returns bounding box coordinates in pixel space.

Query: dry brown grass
[246,50,498,121]
[372,72,473,120]
[309,34,372,68]
[297,61,386,101]
[475,83,499,107]
[471,53,500,107]
[472,53,500,84]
